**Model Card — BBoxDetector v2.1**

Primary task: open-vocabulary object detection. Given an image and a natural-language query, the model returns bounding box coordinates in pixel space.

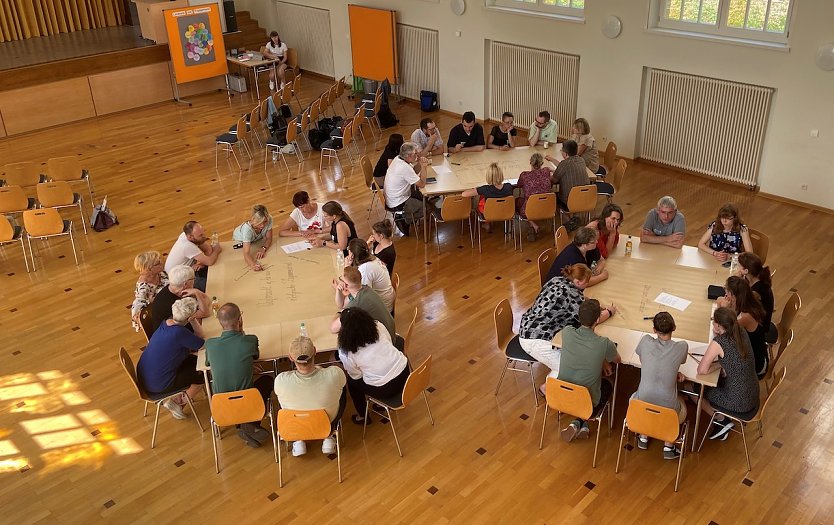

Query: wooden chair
[0,216,29,272]
[431,195,473,253]
[539,377,611,467]
[517,193,556,251]
[265,116,296,173]
[600,141,618,175]
[286,114,305,163]
[402,306,418,358]
[320,118,355,171]
[23,208,79,269]
[360,155,381,220]
[290,73,303,113]
[336,76,349,115]
[36,181,87,234]
[363,355,434,457]
[764,329,792,391]
[770,291,801,359]
[493,298,539,407]
[248,102,264,148]
[537,247,555,287]
[698,367,787,472]
[555,225,570,255]
[309,97,321,130]
[478,196,516,253]
[2,162,45,188]
[276,409,341,487]
[215,116,247,170]
[118,347,203,448]
[379,191,422,241]
[561,185,598,226]
[47,156,94,212]
[0,185,36,217]
[616,399,688,492]
[210,389,270,473]
[747,228,769,264]
[363,90,383,136]
[390,271,400,312]
[285,47,299,77]
[596,159,627,202]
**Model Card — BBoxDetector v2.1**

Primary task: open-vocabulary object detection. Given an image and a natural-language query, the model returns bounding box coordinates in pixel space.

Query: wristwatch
[323,240,327,247]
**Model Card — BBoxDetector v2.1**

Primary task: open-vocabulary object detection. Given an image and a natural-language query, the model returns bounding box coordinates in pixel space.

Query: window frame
[486,0,585,22]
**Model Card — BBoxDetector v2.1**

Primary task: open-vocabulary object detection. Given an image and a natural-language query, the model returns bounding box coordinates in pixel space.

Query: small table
[226,52,279,101]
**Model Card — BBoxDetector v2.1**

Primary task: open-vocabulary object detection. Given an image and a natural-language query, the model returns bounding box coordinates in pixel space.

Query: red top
[596,226,619,258]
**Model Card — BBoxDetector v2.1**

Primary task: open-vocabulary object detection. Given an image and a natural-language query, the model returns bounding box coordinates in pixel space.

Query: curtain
[0,0,125,42]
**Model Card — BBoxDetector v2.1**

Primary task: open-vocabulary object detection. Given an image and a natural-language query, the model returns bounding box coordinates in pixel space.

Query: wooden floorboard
[0,77,833,524]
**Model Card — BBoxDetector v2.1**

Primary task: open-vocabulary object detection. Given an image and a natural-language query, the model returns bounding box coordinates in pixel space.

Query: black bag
[91,197,118,232]
[308,129,329,150]
[279,104,292,118]
[420,90,438,112]
[269,114,287,135]
[377,103,398,128]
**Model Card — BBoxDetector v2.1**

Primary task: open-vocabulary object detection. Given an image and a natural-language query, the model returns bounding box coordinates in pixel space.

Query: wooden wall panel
[0,77,95,135]
[89,62,173,115]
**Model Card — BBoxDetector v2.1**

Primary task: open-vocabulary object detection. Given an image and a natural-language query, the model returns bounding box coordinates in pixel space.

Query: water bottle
[336,250,344,270]
[625,236,633,257]
[543,141,550,149]
[211,296,219,317]
[272,150,278,162]
[299,322,308,338]
[729,253,739,275]
[590,260,598,274]
[211,231,219,246]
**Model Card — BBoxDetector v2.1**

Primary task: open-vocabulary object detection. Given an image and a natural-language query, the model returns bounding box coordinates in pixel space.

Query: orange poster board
[164,3,228,84]
[348,5,398,83]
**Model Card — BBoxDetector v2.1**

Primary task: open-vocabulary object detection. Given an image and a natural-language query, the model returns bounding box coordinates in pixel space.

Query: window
[487,0,585,20]
[653,0,792,45]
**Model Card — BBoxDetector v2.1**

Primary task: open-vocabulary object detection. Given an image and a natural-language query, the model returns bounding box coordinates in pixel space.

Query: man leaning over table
[164,220,222,292]
[641,195,686,249]
[330,266,396,343]
[383,141,429,236]
[411,118,444,157]
[205,302,273,448]
[528,110,559,147]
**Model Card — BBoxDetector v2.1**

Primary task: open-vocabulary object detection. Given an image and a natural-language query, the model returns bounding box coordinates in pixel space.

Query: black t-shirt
[489,125,517,147]
[373,242,396,276]
[544,244,601,284]
[476,183,515,199]
[447,123,485,148]
[150,286,194,335]
[751,280,774,328]
[373,149,397,182]
[331,217,358,257]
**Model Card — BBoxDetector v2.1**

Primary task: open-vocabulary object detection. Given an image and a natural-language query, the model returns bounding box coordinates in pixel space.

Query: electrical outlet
[801,184,809,190]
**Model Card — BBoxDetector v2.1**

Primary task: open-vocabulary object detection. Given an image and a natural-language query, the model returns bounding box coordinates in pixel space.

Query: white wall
[235,0,834,209]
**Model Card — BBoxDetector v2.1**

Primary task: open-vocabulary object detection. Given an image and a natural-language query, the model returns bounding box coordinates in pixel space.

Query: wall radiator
[274,2,334,77]
[396,24,439,101]
[487,41,579,138]
[641,68,773,188]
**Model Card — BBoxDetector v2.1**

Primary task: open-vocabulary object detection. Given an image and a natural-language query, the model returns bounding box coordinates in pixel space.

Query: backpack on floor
[308,129,329,150]
[377,104,398,129]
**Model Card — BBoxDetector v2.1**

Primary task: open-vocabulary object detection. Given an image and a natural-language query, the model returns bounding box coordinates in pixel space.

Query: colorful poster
[164,4,228,84]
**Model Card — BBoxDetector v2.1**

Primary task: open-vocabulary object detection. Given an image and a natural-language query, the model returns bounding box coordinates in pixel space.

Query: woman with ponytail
[736,252,774,330]
[718,276,768,378]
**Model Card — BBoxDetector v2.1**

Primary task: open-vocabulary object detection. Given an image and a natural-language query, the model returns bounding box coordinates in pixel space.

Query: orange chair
[0,216,29,272]
[276,409,341,487]
[430,194,473,252]
[210,389,270,473]
[537,247,555,287]
[2,162,46,188]
[478,197,516,253]
[23,208,79,269]
[517,193,556,251]
[36,181,87,234]
[493,298,540,407]
[47,156,94,212]
[0,185,36,217]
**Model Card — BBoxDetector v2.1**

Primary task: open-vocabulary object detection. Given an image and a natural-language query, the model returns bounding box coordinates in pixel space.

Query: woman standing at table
[278,191,324,237]
[736,252,774,332]
[346,239,395,313]
[461,162,514,233]
[367,219,396,276]
[695,307,759,441]
[570,118,601,174]
[516,153,553,241]
[263,31,288,91]
[233,204,273,272]
[717,276,768,378]
[697,203,752,263]
[586,203,624,259]
[131,251,168,332]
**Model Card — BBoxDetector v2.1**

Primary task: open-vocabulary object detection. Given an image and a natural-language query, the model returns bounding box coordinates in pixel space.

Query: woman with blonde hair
[570,117,600,174]
[233,204,273,271]
[516,152,554,240]
[697,203,752,262]
[131,250,168,332]
[462,162,514,232]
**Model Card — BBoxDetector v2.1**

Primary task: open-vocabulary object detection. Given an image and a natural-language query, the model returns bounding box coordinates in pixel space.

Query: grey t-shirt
[634,335,688,410]
[642,209,686,237]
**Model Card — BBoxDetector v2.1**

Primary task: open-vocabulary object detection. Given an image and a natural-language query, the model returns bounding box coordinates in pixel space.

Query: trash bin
[363,79,378,94]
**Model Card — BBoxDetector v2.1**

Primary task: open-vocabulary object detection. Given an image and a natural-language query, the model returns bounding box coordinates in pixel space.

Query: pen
[687,352,702,363]
[643,316,653,320]
[690,352,704,357]
[451,162,461,166]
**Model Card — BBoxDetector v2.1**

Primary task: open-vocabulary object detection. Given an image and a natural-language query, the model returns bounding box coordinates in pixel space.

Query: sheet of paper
[281,241,313,254]
[654,292,691,311]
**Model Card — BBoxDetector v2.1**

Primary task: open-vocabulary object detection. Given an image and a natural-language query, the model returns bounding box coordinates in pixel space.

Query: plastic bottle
[336,250,344,270]
[729,253,739,275]
[211,296,219,317]
[272,150,278,162]
[299,322,308,338]
[543,141,550,149]
[211,231,219,246]
[625,236,633,257]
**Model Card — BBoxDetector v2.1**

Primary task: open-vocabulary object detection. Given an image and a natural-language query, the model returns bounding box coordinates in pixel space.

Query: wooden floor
[1,76,833,524]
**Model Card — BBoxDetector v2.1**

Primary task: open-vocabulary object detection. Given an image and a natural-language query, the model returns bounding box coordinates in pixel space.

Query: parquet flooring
[1,76,833,524]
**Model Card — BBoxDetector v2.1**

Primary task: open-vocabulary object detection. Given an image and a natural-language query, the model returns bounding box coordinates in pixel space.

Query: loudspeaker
[223,0,237,33]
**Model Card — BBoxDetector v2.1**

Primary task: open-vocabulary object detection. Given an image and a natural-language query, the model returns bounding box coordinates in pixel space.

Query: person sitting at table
[570,118,601,174]
[697,203,753,263]
[367,219,396,276]
[331,266,396,342]
[137,297,205,420]
[461,162,515,233]
[557,299,620,442]
[278,191,324,237]
[736,252,774,332]
[164,220,222,292]
[262,31,288,91]
[519,263,617,393]
[693,307,759,441]
[586,203,624,259]
[233,204,273,272]
[717,276,768,379]
[383,142,429,237]
[447,111,486,153]
[516,153,555,241]
[411,118,443,157]
[204,302,272,448]
[131,251,168,333]
[337,307,409,425]
[632,312,689,459]
[528,110,559,147]
[273,336,346,457]
[310,201,357,256]
[346,239,395,313]
[487,112,517,150]
[547,140,589,228]
[641,196,686,249]
[150,265,209,335]
[373,134,404,189]
[544,227,607,287]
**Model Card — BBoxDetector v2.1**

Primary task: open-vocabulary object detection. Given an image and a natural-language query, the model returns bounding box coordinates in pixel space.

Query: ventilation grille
[396,24,439,101]
[274,2,334,77]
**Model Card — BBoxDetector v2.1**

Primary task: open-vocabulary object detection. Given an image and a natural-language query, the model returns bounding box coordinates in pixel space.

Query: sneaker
[163,399,186,420]
[321,437,337,454]
[663,446,681,460]
[637,435,649,450]
[577,423,590,440]
[238,429,261,448]
[561,421,580,443]
[709,419,735,441]
[269,81,275,90]
[292,440,307,457]
[240,423,270,444]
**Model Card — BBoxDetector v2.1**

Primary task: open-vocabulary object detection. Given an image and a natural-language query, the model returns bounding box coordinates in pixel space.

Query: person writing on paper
[310,201,357,256]
[461,163,514,233]
[233,204,273,272]
[587,204,624,259]
[693,307,759,442]
[487,112,517,150]
[447,111,486,153]
[411,118,443,157]
[263,31,288,91]
[516,153,554,241]
[383,142,429,236]
[641,196,686,249]
[697,203,752,262]
[278,191,324,238]
[528,110,559,147]
[716,276,768,378]
[544,227,607,287]
[632,312,688,459]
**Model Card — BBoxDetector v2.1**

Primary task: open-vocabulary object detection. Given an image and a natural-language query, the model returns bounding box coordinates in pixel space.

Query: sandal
[351,414,370,425]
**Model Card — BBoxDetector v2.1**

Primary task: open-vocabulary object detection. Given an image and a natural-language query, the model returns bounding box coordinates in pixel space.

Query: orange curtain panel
[0,0,125,42]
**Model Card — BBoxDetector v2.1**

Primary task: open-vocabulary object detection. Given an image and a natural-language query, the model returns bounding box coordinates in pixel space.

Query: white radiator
[396,24,439,101]
[487,41,579,139]
[274,2,334,77]
[640,68,773,188]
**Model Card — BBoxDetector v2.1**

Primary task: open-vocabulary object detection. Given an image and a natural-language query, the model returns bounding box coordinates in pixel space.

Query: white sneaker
[292,440,307,457]
[269,81,275,90]
[163,399,186,420]
[321,437,336,454]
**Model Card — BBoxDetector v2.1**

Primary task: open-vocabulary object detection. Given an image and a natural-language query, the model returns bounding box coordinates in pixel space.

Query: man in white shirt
[383,142,428,236]
[164,221,222,292]
[528,110,559,146]
[262,31,288,91]
[410,118,443,157]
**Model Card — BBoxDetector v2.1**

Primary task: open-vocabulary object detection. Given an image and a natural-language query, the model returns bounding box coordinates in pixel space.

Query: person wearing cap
[330,266,396,342]
[204,303,273,448]
[273,336,346,457]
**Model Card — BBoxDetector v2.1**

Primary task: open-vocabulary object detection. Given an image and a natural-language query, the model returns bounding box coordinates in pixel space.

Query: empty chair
[478,197,516,253]
[360,155,381,219]
[537,247,555,287]
[560,185,598,226]
[276,409,341,487]
[0,216,29,272]
[402,306,419,358]
[363,91,383,136]
[600,141,618,175]
[335,76,349,115]
[36,181,87,234]
[0,185,36,217]
[494,298,539,407]
[555,225,570,255]
[23,208,79,269]
[285,47,299,79]
[210,389,271,473]
[517,193,556,251]
[248,103,264,148]
[596,159,627,201]
[431,195,473,252]
[47,156,94,212]
[771,291,801,354]
[763,329,792,391]
[2,162,45,188]
[216,116,249,170]
[291,73,303,112]
[747,228,770,264]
